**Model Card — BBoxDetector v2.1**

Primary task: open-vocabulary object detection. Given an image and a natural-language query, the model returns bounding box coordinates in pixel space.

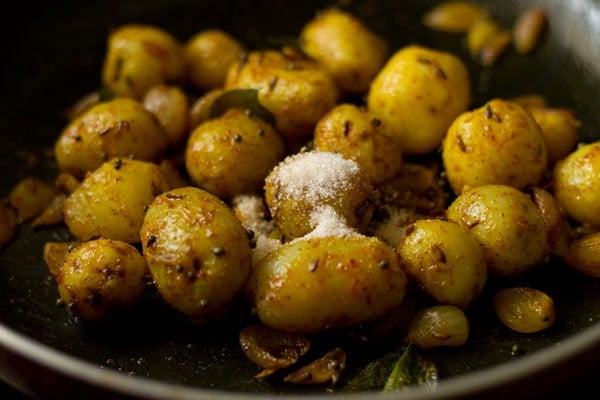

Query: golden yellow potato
[64,158,170,243]
[528,107,579,165]
[442,99,548,194]
[397,219,487,309]
[55,97,168,178]
[185,108,285,199]
[553,141,600,227]
[56,238,148,321]
[8,177,57,223]
[493,287,555,333]
[264,151,375,239]
[406,305,469,349]
[246,235,408,333]
[0,201,17,247]
[184,29,245,91]
[299,8,388,94]
[447,184,549,276]
[142,84,190,148]
[423,1,486,33]
[225,49,338,140]
[189,89,224,129]
[313,103,403,184]
[563,232,600,278]
[367,45,471,155]
[101,24,185,98]
[140,186,252,322]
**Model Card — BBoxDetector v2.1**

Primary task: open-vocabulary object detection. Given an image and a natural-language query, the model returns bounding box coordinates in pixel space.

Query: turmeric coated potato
[246,235,408,333]
[64,158,170,243]
[367,45,471,155]
[140,186,252,322]
[442,99,548,194]
[397,219,487,309]
[494,287,555,333]
[101,24,185,98]
[142,84,190,148]
[55,97,168,178]
[447,184,548,276]
[225,49,338,140]
[188,89,224,130]
[313,103,403,184]
[185,108,285,199]
[8,177,57,223]
[406,305,470,349]
[528,107,579,165]
[552,141,600,228]
[299,8,388,94]
[56,238,148,321]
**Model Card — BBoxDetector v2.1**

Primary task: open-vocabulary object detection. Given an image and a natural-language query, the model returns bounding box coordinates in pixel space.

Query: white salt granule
[231,193,275,236]
[252,235,282,265]
[301,205,360,241]
[373,206,421,248]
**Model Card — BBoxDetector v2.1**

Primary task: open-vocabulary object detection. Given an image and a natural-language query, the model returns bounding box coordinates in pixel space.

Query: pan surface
[1,0,600,399]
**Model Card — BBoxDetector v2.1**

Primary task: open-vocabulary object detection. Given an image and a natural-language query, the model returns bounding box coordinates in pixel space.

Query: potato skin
[406,305,469,348]
[299,8,388,94]
[367,45,471,155]
[247,235,408,333]
[494,287,555,333]
[140,186,252,321]
[56,238,148,321]
[64,158,170,243]
[142,84,190,148]
[397,219,487,309]
[528,107,579,165]
[185,108,285,199]
[442,99,548,194]
[553,141,600,227]
[447,184,548,276]
[55,98,168,178]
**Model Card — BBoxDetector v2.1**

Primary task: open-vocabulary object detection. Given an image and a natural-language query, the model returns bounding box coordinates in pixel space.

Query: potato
[494,287,555,333]
[142,84,190,148]
[56,238,148,321]
[55,97,168,178]
[423,1,486,33]
[447,184,549,276]
[189,89,224,130]
[397,219,487,309]
[406,305,469,349]
[264,151,375,240]
[528,107,579,165]
[185,108,285,199]
[513,8,548,55]
[225,49,338,140]
[246,235,408,333]
[299,8,388,94]
[140,186,252,321]
[563,232,600,278]
[184,29,246,91]
[8,177,57,222]
[367,45,471,155]
[0,200,17,247]
[552,141,600,228]
[64,158,170,243]
[313,103,403,184]
[101,24,185,98]
[442,99,548,194]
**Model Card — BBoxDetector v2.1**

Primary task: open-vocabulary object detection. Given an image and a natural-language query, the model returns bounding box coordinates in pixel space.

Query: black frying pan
[1,0,600,399]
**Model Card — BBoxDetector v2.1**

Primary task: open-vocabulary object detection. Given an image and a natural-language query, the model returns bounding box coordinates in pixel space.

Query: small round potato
[56,238,148,321]
[184,29,246,91]
[406,305,470,349]
[225,49,339,140]
[246,235,408,333]
[64,158,170,243]
[8,177,57,223]
[447,184,549,276]
[140,186,252,321]
[299,8,388,94]
[528,107,579,165]
[101,24,185,98]
[189,89,224,130]
[563,232,600,278]
[494,287,555,333]
[367,45,471,155]
[185,108,285,199]
[264,151,375,239]
[313,103,403,184]
[0,201,17,247]
[55,97,168,178]
[553,141,600,227]
[397,219,487,309]
[442,99,548,194]
[142,84,190,148]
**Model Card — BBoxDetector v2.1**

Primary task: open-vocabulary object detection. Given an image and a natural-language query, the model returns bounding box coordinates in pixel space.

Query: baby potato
[553,141,600,228]
[246,235,408,333]
[142,84,190,148]
[494,287,555,333]
[563,232,600,278]
[299,8,388,94]
[367,45,471,155]
[0,201,17,247]
[140,186,252,322]
[185,108,285,199]
[101,24,185,98]
[406,305,470,349]
[447,184,549,276]
[528,107,579,165]
[64,158,170,243]
[264,151,375,240]
[56,238,148,322]
[184,29,246,91]
[423,1,486,33]
[313,104,403,184]
[189,89,224,130]
[442,99,548,194]
[8,177,57,223]
[55,97,168,178]
[225,49,338,141]
[397,219,487,309]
